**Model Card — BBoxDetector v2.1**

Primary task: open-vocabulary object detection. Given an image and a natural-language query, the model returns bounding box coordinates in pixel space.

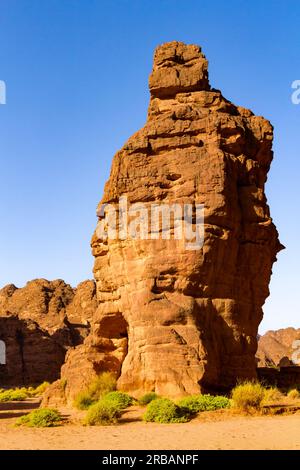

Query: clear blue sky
[0,0,299,333]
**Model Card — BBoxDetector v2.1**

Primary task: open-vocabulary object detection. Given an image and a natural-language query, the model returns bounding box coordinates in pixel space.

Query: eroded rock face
[0,316,66,386]
[0,279,96,385]
[53,41,282,400]
[257,328,300,367]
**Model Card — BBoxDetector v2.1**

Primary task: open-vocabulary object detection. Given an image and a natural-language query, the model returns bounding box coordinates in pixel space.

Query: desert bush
[287,389,300,400]
[102,391,133,409]
[15,408,62,427]
[178,394,230,413]
[73,391,95,410]
[0,389,28,402]
[263,387,283,403]
[0,382,51,402]
[231,381,265,412]
[88,372,117,399]
[84,400,121,426]
[26,387,36,397]
[139,392,159,406]
[73,372,117,410]
[32,381,50,396]
[143,398,191,423]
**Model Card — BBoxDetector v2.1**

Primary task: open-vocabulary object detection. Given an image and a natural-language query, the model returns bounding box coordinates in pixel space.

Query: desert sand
[0,400,299,450]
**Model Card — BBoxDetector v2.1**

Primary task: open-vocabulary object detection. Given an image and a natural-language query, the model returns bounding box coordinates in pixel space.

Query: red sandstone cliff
[47,41,282,402]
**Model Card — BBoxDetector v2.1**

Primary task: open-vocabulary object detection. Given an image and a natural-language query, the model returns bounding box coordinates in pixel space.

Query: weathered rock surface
[257,328,300,367]
[0,316,66,386]
[47,41,282,401]
[0,279,96,386]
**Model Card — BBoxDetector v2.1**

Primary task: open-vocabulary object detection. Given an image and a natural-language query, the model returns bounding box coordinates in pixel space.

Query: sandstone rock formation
[257,328,300,367]
[47,41,282,402]
[0,316,66,386]
[0,279,96,386]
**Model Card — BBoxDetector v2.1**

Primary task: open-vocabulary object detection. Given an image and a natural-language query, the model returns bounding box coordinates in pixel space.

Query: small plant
[73,391,95,410]
[263,387,283,403]
[143,398,191,423]
[26,387,36,397]
[15,408,62,427]
[84,400,121,426]
[139,392,159,406]
[102,391,133,409]
[287,389,300,400]
[231,381,265,412]
[33,381,50,396]
[88,372,117,399]
[0,382,52,402]
[0,389,28,402]
[73,372,117,410]
[178,394,230,413]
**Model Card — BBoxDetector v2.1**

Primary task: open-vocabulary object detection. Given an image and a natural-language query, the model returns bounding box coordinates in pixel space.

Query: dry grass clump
[73,372,117,410]
[287,389,300,400]
[263,387,284,404]
[231,381,265,412]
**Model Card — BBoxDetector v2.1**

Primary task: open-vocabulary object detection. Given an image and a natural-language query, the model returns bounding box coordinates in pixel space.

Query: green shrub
[288,389,300,400]
[26,387,36,397]
[178,394,230,413]
[139,392,159,406]
[73,372,117,410]
[84,400,121,426]
[143,398,191,423]
[10,389,28,401]
[88,372,117,399]
[102,391,133,409]
[73,391,95,410]
[15,408,62,427]
[0,382,51,402]
[33,381,50,396]
[263,387,283,403]
[0,389,28,402]
[231,381,265,411]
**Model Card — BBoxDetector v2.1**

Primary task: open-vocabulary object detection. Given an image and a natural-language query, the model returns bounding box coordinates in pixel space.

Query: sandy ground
[0,400,300,450]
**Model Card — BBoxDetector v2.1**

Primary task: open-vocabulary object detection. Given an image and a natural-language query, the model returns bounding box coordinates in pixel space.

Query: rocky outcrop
[0,316,66,386]
[47,41,282,402]
[0,279,96,386]
[257,328,300,367]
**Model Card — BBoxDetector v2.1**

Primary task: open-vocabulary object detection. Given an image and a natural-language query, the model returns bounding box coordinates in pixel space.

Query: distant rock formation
[49,41,282,402]
[257,328,300,367]
[0,279,96,386]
